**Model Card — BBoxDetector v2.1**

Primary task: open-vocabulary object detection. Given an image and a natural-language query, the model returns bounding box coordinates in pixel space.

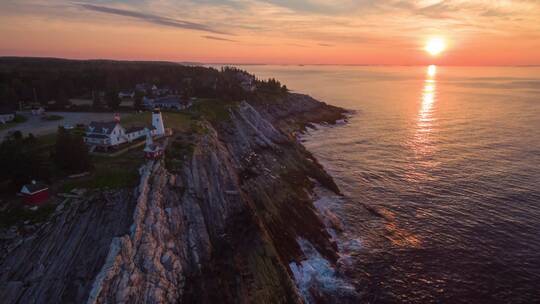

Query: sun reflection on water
[420,65,437,124]
[409,65,439,164]
[420,82,435,124]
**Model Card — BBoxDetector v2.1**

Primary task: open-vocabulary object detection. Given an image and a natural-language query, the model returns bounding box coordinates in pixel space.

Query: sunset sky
[1,0,539,65]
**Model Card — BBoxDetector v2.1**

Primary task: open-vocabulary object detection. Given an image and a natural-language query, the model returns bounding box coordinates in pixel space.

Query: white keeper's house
[84,110,165,149]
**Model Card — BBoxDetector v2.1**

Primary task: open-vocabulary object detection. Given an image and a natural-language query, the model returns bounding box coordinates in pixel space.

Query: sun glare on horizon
[425,38,446,56]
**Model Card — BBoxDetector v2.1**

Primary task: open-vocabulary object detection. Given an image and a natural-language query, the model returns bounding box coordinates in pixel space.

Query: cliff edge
[0,94,352,303]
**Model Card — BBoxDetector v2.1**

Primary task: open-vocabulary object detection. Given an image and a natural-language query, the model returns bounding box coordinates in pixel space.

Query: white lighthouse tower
[152,108,165,136]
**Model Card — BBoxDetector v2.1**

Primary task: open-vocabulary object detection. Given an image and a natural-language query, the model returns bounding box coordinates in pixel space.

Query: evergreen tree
[53,127,92,174]
[133,90,144,110]
[92,90,104,110]
[54,89,70,109]
[0,133,47,191]
[106,90,121,110]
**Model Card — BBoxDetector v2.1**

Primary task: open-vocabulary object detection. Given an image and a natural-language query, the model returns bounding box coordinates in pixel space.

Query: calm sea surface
[239,65,540,303]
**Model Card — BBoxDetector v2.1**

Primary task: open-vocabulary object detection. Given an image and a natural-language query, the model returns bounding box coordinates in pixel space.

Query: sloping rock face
[0,191,136,303]
[0,95,348,303]
[250,93,346,134]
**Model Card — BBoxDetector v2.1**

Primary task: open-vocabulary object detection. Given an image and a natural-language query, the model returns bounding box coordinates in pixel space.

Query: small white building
[31,107,45,116]
[143,96,192,111]
[135,83,158,94]
[84,112,164,149]
[84,121,127,147]
[125,126,148,141]
[0,106,15,124]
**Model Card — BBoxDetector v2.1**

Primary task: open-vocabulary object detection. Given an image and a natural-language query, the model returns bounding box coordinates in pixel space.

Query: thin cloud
[414,1,459,19]
[481,9,510,17]
[76,3,229,35]
[203,35,237,42]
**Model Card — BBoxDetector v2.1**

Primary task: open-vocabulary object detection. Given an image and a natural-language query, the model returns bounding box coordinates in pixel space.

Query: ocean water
[239,65,540,303]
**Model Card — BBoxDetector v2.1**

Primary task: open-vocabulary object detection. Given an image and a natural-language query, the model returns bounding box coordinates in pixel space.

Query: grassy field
[42,114,64,121]
[122,111,193,131]
[12,130,143,193]
[190,98,237,123]
[61,148,143,192]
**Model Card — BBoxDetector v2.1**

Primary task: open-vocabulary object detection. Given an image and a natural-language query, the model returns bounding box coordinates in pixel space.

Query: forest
[0,57,288,110]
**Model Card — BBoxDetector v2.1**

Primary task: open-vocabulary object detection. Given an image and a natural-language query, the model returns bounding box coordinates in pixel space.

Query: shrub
[12,115,27,123]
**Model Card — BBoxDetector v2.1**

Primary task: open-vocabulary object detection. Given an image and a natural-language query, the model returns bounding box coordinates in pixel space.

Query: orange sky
[1,0,539,65]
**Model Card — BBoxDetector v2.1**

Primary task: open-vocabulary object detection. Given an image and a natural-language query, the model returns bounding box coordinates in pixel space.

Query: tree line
[0,58,289,111]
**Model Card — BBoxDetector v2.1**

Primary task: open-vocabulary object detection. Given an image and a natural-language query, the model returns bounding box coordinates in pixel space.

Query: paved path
[0,112,116,138]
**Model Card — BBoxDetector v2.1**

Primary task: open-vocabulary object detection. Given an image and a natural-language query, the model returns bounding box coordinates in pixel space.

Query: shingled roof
[85,134,109,139]
[87,121,119,135]
[21,181,48,195]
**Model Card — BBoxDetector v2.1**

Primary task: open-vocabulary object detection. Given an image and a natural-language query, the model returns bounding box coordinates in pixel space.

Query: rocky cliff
[0,94,351,304]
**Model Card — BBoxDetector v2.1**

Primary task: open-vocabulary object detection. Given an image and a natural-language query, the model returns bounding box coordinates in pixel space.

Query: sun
[425,38,446,56]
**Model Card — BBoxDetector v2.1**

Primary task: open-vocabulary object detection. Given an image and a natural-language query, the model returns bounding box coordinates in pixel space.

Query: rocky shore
[0,93,352,303]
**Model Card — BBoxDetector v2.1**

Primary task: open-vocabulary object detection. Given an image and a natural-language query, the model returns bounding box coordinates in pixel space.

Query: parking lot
[0,112,116,138]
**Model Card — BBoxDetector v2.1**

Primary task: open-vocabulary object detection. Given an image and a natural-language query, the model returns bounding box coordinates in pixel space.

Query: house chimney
[114,113,121,122]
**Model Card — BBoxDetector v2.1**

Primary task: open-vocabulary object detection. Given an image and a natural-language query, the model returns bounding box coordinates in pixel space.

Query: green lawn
[61,148,143,192]
[25,129,144,193]
[122,99,236,130]
[42,114,64,121]
[122,111,192,131]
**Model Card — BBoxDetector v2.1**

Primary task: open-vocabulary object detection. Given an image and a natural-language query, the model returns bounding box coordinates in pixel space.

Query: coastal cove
[238,65,540,303]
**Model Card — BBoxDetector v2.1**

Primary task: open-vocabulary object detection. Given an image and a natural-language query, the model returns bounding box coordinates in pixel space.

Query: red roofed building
[20,181,49,205]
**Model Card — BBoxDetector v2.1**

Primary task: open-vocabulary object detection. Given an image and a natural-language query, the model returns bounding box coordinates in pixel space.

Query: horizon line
[0,56,539,68]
